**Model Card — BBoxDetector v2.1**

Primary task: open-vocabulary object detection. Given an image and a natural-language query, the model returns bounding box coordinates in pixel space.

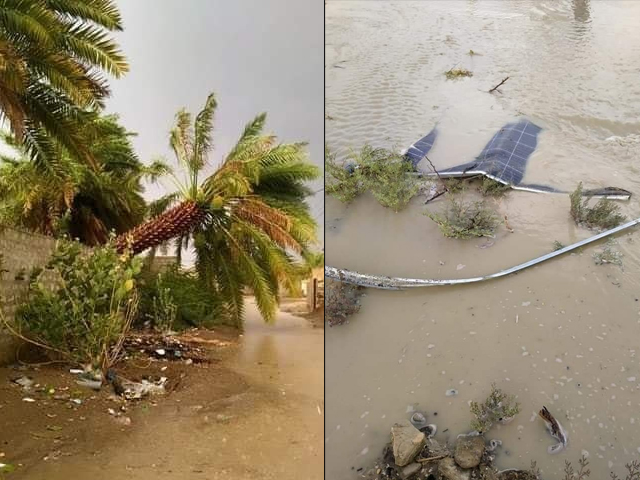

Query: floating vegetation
[445,67,473,80]
[553,240,566,251]
[570,182,626,230]
[478,177,511,197]
[592,239,623,267]
[468,49,482,56]
[325,144,365,203]
[426,198,499,239]
[326,279,363,327]
[326,144,423,211]
[469,383,521,433]
[443,177,465,194]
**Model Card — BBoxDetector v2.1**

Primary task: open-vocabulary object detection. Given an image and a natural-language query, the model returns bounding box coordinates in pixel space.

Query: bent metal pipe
[325,217,640,290]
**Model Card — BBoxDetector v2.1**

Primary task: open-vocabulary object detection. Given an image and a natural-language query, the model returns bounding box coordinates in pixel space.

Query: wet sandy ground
[0,300,323,479]
[325,1,640,479]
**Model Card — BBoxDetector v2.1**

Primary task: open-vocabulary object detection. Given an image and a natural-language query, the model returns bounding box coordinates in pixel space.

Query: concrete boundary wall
[0,226,59,364]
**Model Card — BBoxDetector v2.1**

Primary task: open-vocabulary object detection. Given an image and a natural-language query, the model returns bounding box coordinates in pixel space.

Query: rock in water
[439,457,471,480]
[391,421,426,466]
[498,469,538,480]
[479,465,500,480]
[401,462,422,479]
[454,434,485,468]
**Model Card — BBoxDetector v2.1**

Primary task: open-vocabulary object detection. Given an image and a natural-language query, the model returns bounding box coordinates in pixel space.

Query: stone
[454,435,485,469]
[438,457,470,480]
[426,437,449,457]
[391,420,426,466]
[498,470,538,480]
[478,465,500,480]
[401,462,422,479]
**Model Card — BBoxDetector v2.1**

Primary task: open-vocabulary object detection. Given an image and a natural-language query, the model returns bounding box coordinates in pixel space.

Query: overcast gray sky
[107,0,324,247]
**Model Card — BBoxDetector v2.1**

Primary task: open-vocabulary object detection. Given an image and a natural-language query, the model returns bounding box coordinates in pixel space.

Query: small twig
[417,455,448,463]
[425,190,446,205]
[424,155,449,193]
[489,76,510,93]
[504,215,514,233]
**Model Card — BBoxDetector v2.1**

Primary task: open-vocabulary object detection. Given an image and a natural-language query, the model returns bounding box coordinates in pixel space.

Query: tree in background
[0,0,127,166]
[0,114,166,244]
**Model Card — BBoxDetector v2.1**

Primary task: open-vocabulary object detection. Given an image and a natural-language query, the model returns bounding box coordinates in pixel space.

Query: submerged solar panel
[398,119,631,199]
[404,127,437,169]
[437,120,541,185]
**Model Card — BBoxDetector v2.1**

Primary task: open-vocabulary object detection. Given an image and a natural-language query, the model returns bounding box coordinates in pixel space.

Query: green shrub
[137,265,228,330]
[356,145,421,211]
[478,177,511,197]
[325,144,365,203]
[11,239,142,370]
[326,144,422,211]
[427,198,499,239]
[469,383,521,433]
[570,182,626,230]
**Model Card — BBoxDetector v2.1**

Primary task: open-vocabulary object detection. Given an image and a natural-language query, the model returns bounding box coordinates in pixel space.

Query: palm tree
[116,93,319,324]
[0,115,166,244]
[0,0,128,166]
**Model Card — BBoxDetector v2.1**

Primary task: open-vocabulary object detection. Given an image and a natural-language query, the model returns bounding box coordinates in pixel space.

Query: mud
[325,1,640,479]
[1,299,323,479]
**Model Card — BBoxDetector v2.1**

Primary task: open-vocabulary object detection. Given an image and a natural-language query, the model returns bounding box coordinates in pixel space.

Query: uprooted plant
[445,67,473,79]
[326,279,364,326]
[326,144,366,203]
[479,177,511,197]
[427,198,499,239]
[469,383,521,433]
[326,144,422,211]
[592,238,623,267]
[570,182,626,230]
[3,239,142,371]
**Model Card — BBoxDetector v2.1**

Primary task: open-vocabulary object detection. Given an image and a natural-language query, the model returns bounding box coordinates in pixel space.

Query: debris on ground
[538,406,568,454]
[469,384,520,433]
[553,240,566,251]
[326,279,364,326]
[571,182,627,230]
[105,369,167,399]
[11,376,34,390]
[357,387,536,480]
[445,67,473,80]
[592,239,623,267]
[123,334,211,363]
[426,199,499,239]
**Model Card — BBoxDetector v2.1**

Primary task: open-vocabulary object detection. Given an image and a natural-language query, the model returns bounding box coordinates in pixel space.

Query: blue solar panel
[437,120,541,185]
[404,127,437,169]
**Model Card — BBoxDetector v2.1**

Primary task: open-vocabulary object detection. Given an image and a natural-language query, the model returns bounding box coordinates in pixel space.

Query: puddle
[325,1,640,479]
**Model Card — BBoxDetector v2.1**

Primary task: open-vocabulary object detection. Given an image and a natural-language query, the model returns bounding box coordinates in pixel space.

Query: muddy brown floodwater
[325,1,640,479]
[1,300,323,479]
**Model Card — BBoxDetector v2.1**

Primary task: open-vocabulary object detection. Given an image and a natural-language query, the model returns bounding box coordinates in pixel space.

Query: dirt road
[0,299,324,479]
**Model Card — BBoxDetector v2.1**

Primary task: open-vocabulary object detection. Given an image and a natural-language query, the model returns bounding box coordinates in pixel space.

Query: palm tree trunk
[115,200,206,254]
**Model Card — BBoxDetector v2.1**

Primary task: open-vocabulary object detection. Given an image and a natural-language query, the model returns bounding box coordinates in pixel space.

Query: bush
[427,198,499,239]
[570,182,626,230]
[478,177,511,197]
[137,265,228,330]
[325,144,365,203]
[10,239,142,371]
[326,144,422,211]
[469,383,521,433]
[358,146,421,211]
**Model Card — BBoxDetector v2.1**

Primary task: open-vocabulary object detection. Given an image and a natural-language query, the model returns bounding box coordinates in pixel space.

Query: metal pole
[325,217,640,290]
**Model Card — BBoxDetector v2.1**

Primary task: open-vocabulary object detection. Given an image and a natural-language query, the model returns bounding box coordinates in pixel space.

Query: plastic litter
[12,376,34,390]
